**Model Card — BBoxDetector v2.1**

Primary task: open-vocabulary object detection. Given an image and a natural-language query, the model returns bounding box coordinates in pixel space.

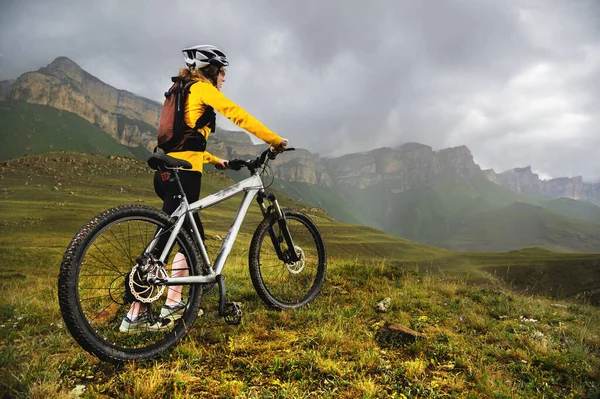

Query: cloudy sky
[1,0,599,181]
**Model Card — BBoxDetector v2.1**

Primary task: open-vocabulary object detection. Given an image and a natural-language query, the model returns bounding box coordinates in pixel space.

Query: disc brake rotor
[285,246,305,274]
[128,264,166,303]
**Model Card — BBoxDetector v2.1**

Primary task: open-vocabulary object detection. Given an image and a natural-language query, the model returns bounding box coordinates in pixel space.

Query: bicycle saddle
[147,153,193,171]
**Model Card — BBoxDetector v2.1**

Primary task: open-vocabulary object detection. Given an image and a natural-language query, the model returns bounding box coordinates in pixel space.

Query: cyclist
[120,44,289,332]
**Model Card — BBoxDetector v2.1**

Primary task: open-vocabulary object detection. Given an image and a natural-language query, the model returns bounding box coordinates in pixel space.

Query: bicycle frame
[148,173,264,286]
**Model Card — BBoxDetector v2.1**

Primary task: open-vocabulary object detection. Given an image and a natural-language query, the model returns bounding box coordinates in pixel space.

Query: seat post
[171,169,187,200]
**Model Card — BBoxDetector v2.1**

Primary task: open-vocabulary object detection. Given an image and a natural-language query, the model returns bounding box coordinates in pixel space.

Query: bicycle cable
[260,161,276,190]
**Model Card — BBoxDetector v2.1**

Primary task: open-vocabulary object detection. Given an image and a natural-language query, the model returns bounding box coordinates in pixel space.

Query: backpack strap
[193,106,216,133]
[185,81,216,133]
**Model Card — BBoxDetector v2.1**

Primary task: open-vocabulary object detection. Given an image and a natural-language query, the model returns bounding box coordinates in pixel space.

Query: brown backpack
[156,77,216,153]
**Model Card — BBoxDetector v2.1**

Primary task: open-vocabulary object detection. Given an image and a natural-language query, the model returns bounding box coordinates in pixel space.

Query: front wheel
[249,209,327,309]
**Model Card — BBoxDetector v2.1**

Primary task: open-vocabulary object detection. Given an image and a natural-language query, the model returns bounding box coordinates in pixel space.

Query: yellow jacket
[167,79,283,173]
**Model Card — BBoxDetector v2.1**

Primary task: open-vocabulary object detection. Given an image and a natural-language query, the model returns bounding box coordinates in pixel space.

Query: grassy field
[1,152,599,398]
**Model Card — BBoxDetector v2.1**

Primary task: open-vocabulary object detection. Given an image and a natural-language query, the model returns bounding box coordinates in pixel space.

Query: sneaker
[119,311,171,333]
[160,300,187,322]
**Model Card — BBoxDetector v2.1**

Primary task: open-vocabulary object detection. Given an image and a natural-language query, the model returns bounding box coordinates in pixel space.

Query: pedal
[223,302,242,326]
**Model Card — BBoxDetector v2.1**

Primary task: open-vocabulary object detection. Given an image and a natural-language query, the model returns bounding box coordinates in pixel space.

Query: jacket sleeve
[200,84,283,147]
[203,151,220,165]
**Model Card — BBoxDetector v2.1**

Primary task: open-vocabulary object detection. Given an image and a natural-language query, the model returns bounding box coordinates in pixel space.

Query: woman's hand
[214,159,228,170]
[271,138,289,153]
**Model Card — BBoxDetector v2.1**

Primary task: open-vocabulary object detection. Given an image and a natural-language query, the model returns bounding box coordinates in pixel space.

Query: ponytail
[177,65,221,86]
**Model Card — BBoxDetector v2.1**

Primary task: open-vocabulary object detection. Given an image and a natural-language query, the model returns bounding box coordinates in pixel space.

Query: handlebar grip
[227,159,246,171]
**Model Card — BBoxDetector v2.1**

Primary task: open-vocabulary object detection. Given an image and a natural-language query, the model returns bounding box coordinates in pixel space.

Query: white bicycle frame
[147,172,265,286]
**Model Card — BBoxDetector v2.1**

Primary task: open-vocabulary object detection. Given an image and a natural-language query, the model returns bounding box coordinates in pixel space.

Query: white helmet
[182,45,229,69]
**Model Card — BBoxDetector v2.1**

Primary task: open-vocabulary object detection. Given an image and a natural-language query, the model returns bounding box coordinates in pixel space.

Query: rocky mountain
[320,143,483,191]
[4,56,600,202]
[6,57,160,151]
[208,137,484,192]
[484,166,600,200]
[0,79,14,100]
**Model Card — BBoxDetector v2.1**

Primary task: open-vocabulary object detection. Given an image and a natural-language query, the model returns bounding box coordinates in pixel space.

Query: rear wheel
[249,209,326,309]
[58,205,203,363]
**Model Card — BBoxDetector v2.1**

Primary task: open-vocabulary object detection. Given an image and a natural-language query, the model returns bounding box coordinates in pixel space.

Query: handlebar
[225,147,295,172]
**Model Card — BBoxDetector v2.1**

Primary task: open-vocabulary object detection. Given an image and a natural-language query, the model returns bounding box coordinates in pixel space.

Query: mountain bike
[57,148,327,363]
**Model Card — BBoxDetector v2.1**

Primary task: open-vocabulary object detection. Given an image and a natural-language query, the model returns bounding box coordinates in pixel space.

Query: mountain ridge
[4,56,597,200]
[6,57,160,152]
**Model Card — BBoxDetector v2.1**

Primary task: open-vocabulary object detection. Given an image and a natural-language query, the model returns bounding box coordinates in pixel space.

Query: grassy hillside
[275,173,600,253]
[1,152,600,398]
[542,197,600,225]
[270,179,372,227]
[446,202,600,252]
[0,100,146,161]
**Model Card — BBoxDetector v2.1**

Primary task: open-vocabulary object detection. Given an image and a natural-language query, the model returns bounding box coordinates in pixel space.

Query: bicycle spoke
[80,273,126,277]
[107,224,133,263]
[90,243,126,275]
[79,293,113,302]
[99,229,132,263]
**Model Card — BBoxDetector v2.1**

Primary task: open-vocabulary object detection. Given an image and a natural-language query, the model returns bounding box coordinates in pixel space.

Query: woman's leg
[161,170,203,305]
[124,171,202,320]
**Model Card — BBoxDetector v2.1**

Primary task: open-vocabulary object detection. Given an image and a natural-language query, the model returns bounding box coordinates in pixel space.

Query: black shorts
[153,170,204,241]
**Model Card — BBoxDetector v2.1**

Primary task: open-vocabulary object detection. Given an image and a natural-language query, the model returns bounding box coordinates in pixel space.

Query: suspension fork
[257,191,300,262]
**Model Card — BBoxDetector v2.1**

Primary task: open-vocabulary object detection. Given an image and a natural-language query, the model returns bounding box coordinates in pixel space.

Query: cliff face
[209,139,482,192]
[484,166,600,200]
[314,143,483,192]
[7,57,159,151]
[543,176,585,199]
[323,143,439,190]
[207,138,484,191]
[38,57,162,126]
[487,166,544,196]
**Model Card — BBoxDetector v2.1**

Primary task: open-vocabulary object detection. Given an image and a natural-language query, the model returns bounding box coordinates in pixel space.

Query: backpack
[156,76,216,153]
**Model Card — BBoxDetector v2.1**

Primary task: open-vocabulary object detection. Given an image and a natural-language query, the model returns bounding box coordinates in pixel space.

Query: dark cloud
[1,0,599,180]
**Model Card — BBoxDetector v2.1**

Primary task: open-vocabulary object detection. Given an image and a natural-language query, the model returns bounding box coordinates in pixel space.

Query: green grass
[1,152,600,398]
[445,202,600,253]
[0,100,146,161]
[270,179,371,227]
[543,198,600,225]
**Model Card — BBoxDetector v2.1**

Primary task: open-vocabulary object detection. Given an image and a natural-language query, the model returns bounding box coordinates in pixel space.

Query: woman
[120,44,288,332]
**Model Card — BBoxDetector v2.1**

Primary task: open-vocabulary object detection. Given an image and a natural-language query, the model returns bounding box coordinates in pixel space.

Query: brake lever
[267,147,296,160]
